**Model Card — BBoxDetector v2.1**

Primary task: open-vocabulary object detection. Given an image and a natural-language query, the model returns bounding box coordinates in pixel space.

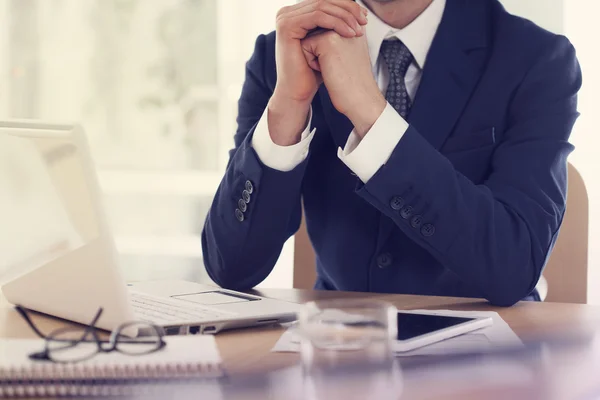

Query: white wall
[564,2,600,304]
[500,0,564,33]
[0,0,7,116]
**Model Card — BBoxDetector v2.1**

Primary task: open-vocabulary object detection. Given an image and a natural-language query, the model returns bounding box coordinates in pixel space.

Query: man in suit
[202,0,581,306]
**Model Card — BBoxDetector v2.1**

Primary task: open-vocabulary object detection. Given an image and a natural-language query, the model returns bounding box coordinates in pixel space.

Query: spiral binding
[0,362,223,398]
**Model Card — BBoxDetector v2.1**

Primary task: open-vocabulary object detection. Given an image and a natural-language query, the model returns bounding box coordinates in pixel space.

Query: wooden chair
[541,163,589,304]
[293,163,589,304]
[293,209,317,291]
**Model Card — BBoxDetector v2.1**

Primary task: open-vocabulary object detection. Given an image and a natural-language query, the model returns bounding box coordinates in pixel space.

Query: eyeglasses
[15,305,166,363]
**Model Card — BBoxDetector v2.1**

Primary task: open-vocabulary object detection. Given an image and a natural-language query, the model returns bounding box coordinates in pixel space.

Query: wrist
[345,91,387,138]
[270,88,314,111]
[267,91,312,146]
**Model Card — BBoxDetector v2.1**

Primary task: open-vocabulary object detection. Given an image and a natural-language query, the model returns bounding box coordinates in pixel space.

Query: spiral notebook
[0,336,224,398]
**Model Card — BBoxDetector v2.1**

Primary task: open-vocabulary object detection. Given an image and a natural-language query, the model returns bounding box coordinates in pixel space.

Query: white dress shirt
[252,0,446,182]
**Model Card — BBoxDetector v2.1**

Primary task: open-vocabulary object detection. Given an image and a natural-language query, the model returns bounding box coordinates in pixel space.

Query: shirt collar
[357,0,446,70]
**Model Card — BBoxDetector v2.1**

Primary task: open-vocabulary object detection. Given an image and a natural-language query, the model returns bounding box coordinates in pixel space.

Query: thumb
[301,37,321,72]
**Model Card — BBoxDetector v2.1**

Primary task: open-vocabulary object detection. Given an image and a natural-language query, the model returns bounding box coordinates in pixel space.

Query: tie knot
[380,39,413,78]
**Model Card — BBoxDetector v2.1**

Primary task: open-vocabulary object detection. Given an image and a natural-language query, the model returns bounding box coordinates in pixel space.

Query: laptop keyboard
[130,292,237,324]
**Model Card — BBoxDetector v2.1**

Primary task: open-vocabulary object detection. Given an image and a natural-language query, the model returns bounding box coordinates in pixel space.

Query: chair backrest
[543,163,589,304]
[293,163,589,303]
[293,210,317,290]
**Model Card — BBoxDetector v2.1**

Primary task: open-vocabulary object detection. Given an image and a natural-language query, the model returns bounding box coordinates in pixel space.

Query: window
[0,0,294,288]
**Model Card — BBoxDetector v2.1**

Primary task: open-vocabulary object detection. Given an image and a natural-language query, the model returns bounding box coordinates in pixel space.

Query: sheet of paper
[272,310,523,356]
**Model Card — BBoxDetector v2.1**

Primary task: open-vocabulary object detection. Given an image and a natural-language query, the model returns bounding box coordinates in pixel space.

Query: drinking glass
[297,299,402,400]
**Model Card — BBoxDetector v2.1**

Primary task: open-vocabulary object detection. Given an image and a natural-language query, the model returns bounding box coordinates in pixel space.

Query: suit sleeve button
[235,209,245,222]
[421,223,435,237]
[238,199,247,213]
[245,180,254,194]
[400,206,414,219]
[411,215,423,229]
[377,253,393,269]
[390,196,405,211]
[242,189,251,203]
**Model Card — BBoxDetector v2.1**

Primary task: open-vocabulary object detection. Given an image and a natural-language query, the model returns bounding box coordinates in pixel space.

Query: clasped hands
[268,0,387,145]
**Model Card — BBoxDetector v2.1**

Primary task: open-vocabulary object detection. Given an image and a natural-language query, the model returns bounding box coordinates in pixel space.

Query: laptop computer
[0,120,303,336]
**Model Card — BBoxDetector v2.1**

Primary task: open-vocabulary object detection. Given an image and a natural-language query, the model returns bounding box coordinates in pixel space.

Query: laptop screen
[0,130,100,284]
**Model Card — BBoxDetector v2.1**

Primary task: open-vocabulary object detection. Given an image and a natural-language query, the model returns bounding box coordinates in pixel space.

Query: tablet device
[393,311,493,353]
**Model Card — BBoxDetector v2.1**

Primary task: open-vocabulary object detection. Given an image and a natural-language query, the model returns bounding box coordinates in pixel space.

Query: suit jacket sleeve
[356,36,582,306]
[202,34,306,290]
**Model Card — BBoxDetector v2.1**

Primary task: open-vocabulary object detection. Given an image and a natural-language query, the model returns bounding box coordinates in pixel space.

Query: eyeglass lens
[113,322,165,356]
[45,327,99,363]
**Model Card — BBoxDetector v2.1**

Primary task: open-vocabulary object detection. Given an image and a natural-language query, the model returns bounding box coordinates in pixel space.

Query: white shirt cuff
[251,106,315,172]
[337,103,409,183]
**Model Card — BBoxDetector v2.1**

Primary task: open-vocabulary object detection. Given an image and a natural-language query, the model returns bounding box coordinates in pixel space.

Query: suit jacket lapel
[408,0,490,150]
[376,0,491,250]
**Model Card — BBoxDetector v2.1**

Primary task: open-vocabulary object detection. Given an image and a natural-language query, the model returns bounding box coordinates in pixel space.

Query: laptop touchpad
[172,291,255,305]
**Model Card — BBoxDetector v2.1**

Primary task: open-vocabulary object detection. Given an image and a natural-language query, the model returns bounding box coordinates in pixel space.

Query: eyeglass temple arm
[68,308,105,346]
[15,305,105,340]
[82,308,104,341]
[14,305,48,339]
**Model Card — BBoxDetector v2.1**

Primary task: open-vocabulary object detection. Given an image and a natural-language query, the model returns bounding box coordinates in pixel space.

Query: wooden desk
[3,288,600,376]
[220,289,600,374]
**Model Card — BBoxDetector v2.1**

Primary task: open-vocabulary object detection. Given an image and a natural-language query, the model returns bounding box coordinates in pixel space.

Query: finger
[280,11,357,39]
[287,0,368,27]
[306,10,359,38]
[313,3,366,34]
[328,0,368,24]
[276,0,320,18]
[302,45,322,72]
[277,0,369,39]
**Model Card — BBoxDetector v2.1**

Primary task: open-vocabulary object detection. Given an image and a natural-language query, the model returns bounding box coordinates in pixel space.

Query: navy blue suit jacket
[202,0,581,306]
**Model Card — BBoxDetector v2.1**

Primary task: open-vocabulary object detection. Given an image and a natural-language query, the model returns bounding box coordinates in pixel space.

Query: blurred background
[0,0,598,301]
